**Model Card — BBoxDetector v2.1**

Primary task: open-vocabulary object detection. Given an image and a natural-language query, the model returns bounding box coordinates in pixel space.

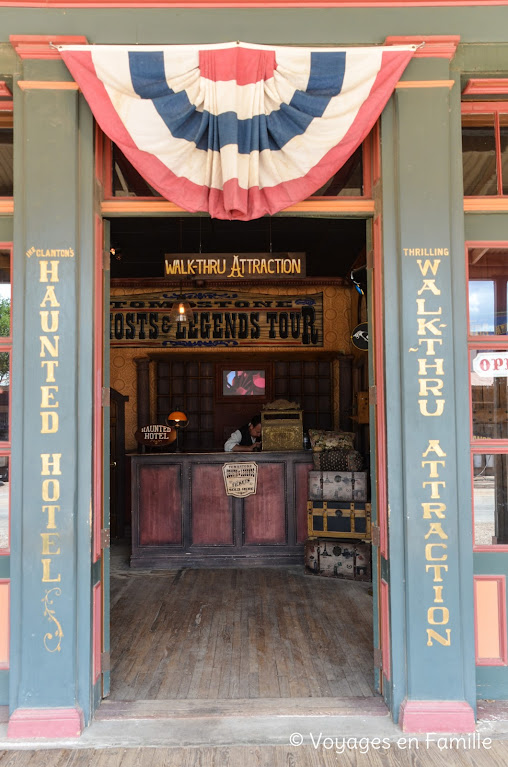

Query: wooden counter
[130,451,313,568]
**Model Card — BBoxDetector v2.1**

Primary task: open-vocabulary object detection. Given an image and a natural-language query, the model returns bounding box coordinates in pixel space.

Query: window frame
[99,128,375,205]
[467,241,508,552]
[462,101,508,199]
[0,109,13,203]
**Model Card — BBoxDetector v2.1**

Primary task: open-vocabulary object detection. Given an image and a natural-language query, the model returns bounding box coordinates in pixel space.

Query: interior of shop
[106,214,378,703]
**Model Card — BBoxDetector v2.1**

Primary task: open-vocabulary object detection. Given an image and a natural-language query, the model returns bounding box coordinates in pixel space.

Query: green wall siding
[0,7,508,45]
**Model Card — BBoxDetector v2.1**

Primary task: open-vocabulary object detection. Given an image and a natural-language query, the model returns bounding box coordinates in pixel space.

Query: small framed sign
[164,253,306,280]
[222,462,258,498]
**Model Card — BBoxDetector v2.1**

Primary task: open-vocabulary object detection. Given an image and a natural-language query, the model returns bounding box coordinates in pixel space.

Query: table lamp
[167,410,189,452]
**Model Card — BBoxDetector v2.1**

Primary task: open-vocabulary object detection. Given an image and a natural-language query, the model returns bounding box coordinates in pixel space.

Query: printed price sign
[222,462,258,498]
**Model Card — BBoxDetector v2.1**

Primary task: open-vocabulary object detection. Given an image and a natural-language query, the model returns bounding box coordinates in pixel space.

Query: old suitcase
[317,539,356,578]
[304,538,320,574]
[312,449,364,472]
[304,538,372,581]
[308,470,368,502]
[307,501,371,540]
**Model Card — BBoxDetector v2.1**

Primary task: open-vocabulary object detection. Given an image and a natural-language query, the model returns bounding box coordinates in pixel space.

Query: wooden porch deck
[3,743,508,766]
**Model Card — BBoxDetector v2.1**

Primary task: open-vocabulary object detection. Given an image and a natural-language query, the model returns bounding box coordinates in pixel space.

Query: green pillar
[381,47,476,731]
[9,50,95,738]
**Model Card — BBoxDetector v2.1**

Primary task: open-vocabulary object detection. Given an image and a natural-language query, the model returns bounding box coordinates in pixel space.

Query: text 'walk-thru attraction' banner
[59,41,416,220]
[110,290,323,348]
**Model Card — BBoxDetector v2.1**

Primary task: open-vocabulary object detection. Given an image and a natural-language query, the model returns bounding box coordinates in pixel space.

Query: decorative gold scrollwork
[42,588,63,653]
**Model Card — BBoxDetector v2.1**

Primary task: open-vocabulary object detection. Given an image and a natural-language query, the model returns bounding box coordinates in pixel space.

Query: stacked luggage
[304,429,372,581]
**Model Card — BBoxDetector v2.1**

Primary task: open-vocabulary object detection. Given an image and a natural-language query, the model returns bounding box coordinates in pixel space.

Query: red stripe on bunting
[199,46,277,85]
[61,47,413,220]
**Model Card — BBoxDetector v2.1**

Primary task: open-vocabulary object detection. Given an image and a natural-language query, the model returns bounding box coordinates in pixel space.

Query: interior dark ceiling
[109,217,366,280]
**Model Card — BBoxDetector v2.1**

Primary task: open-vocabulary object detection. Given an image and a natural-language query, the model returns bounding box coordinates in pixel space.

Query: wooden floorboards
[109,566,376,701]
[3,743,508,767]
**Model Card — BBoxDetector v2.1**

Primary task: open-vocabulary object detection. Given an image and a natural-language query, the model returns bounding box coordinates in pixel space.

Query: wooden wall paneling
[191,463,234,545]
[243,463,286,545]
[138,463,182,545]
[130,452,312,566]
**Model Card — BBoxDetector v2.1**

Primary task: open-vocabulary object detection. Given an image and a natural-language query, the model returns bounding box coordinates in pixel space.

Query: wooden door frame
[94,123,387,710]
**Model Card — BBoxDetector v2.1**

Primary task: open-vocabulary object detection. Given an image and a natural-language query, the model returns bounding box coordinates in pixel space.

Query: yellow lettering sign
[40,533,61,556]
[41,558,61,583]
[42,479,60,502]
[427,629,451,646]
[40,411,59,434]
[424,522,449,540]
[425,543,448,561]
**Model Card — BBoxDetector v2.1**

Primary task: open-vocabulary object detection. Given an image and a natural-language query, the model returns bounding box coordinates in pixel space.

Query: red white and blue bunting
[59,41,416,220]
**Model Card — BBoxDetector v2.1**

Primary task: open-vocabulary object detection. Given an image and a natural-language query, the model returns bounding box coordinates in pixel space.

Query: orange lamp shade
[168,411,187,423]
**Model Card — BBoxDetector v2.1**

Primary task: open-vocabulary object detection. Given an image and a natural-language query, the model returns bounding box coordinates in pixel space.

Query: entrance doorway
[102,214,384,709]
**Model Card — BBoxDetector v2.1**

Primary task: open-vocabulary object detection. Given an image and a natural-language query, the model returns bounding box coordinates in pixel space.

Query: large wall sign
[110,290,323,348]
[405,245,452,649]
[164,253,306,280]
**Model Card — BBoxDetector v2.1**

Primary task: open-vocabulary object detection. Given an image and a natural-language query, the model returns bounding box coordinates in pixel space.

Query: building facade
[0,0,507,739]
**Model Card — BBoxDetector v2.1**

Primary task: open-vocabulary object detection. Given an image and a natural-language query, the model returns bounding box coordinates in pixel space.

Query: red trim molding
[385,35,460,59]
[18,81,80,91]
[7,708,84,739]
[395,80,455,89]
[399,700,475,733]
[474,575,508,665]
[0,580,9,669]
[0,1,507,6]
[10,35,88,60]
[463,79,508,96]
[93,215,103,564]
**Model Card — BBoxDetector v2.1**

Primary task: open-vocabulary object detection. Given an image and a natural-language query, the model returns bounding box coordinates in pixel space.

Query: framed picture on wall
[215,363,273,403]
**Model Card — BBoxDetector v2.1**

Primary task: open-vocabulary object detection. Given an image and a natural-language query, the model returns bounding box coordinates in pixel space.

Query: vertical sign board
[11,85,82,727]
[394,82,474,724]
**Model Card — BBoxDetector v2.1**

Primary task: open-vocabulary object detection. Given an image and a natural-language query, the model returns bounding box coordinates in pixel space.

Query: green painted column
[381,53,476,732]
[9,59,95,738]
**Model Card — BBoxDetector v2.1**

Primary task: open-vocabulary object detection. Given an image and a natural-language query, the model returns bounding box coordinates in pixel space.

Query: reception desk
[130,451,313,568]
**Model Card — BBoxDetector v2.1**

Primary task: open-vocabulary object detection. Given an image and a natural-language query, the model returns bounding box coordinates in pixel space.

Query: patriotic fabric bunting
[59,41,416,221]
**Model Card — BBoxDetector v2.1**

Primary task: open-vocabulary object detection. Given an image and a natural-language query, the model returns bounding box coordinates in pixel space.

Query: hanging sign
[223,462,258,498]
[473,352,508,378]
[164,253,306,280]
[110,290,323,348]
[351,322,369,350]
